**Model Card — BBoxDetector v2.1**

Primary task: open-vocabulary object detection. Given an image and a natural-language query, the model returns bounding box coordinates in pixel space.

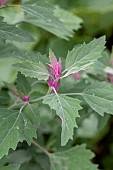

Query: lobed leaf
[0,17,34,42]
[0,108,37,158]
[49,144,98,170]
[43,94,82,146]
[63,36,106,77]
[81,81,113,116]
[12,62,50,81]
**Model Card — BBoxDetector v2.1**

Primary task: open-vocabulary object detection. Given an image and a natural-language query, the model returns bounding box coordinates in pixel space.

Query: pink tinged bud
[111,60,113,66]
[47,50,62,93]
[73,72,81,80]
[0,0,7,6]
[107,73,113,79]
[22,96,30,103]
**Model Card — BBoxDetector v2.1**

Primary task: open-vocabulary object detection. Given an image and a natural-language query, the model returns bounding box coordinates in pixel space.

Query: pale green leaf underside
[0,108,37,159]
[81,81,113,116]
[12,62,49,81]
[0,164,20,170]
[50,144,98,170]
[43,94,82,145]
[63,36,106,77]
[0,17,34,42]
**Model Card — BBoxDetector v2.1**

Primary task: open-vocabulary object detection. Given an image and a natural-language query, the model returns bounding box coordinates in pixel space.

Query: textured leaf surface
[0,164,20,170]
[24,103,40,126]
[81,81,113,116]
[43,94,82,145]
[0,91,10,104]
[49,144,98,170]
[0,17,34,42]
[13,62,49,81]
[63,36,106,77]
[21,0,69,37]
[1,44,49,64]
[54,6,83,35]
[17,72,31,96]
[0,108,37,158]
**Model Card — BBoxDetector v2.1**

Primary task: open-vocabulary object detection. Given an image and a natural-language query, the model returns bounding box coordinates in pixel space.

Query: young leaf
[43,94,82,146]
[0,164,20,170]
[17,72,31,96]
[12,62,49,81]
[49,144,98,170]
[63,36,106,78]
[0,108,37,158]
[81,81,113,116]
[0,17,34,42]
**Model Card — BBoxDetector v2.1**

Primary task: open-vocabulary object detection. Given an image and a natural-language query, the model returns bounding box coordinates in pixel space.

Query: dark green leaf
[0,91,10,104]
[17,72,31,96]
[0,108,37,158]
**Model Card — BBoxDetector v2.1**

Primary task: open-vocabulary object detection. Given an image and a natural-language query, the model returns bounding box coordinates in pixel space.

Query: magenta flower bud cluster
[47,53,62,93]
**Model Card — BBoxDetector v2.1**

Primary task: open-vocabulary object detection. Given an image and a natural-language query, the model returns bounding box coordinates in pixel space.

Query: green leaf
[0,17,34,42]
[0,164,20,170]
[63,36,106,77]
[0,91,10,104]
[21,0,69,38]
[49,144,98,170]
[17,72,31,96]
[0,108,37,158]
[54,6,83,36]
[24,103,40,126]
[12,62,49,81]
[0,44,49,63]
[43,94,82,145]
[81,81,113,116]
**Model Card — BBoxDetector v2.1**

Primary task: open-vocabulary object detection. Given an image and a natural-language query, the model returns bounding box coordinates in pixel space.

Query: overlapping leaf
[54,6,83,36]
[17,72,31,96]
[20,0,69,38]
[49,144,98,170]
[0,17,34,42]
[0,164,20,170]
[0,108,37,158]
[81,81,113,116]
[12,62,49,81]
[63,36,106,77]
[43,94,82,145]
[0,43,49,64]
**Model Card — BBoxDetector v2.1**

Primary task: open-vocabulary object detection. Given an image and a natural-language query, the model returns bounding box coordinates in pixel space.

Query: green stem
[61,92,82,96]
[29,96,44,104]
[32,140,50,156]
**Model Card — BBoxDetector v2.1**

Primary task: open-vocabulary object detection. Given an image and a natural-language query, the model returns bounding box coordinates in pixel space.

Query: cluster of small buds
[22,96,30,103]
[0,0,7,6]
[47,51,62,93]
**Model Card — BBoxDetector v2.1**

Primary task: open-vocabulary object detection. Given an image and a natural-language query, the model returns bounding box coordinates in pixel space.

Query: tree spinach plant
[0,0,113,170]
